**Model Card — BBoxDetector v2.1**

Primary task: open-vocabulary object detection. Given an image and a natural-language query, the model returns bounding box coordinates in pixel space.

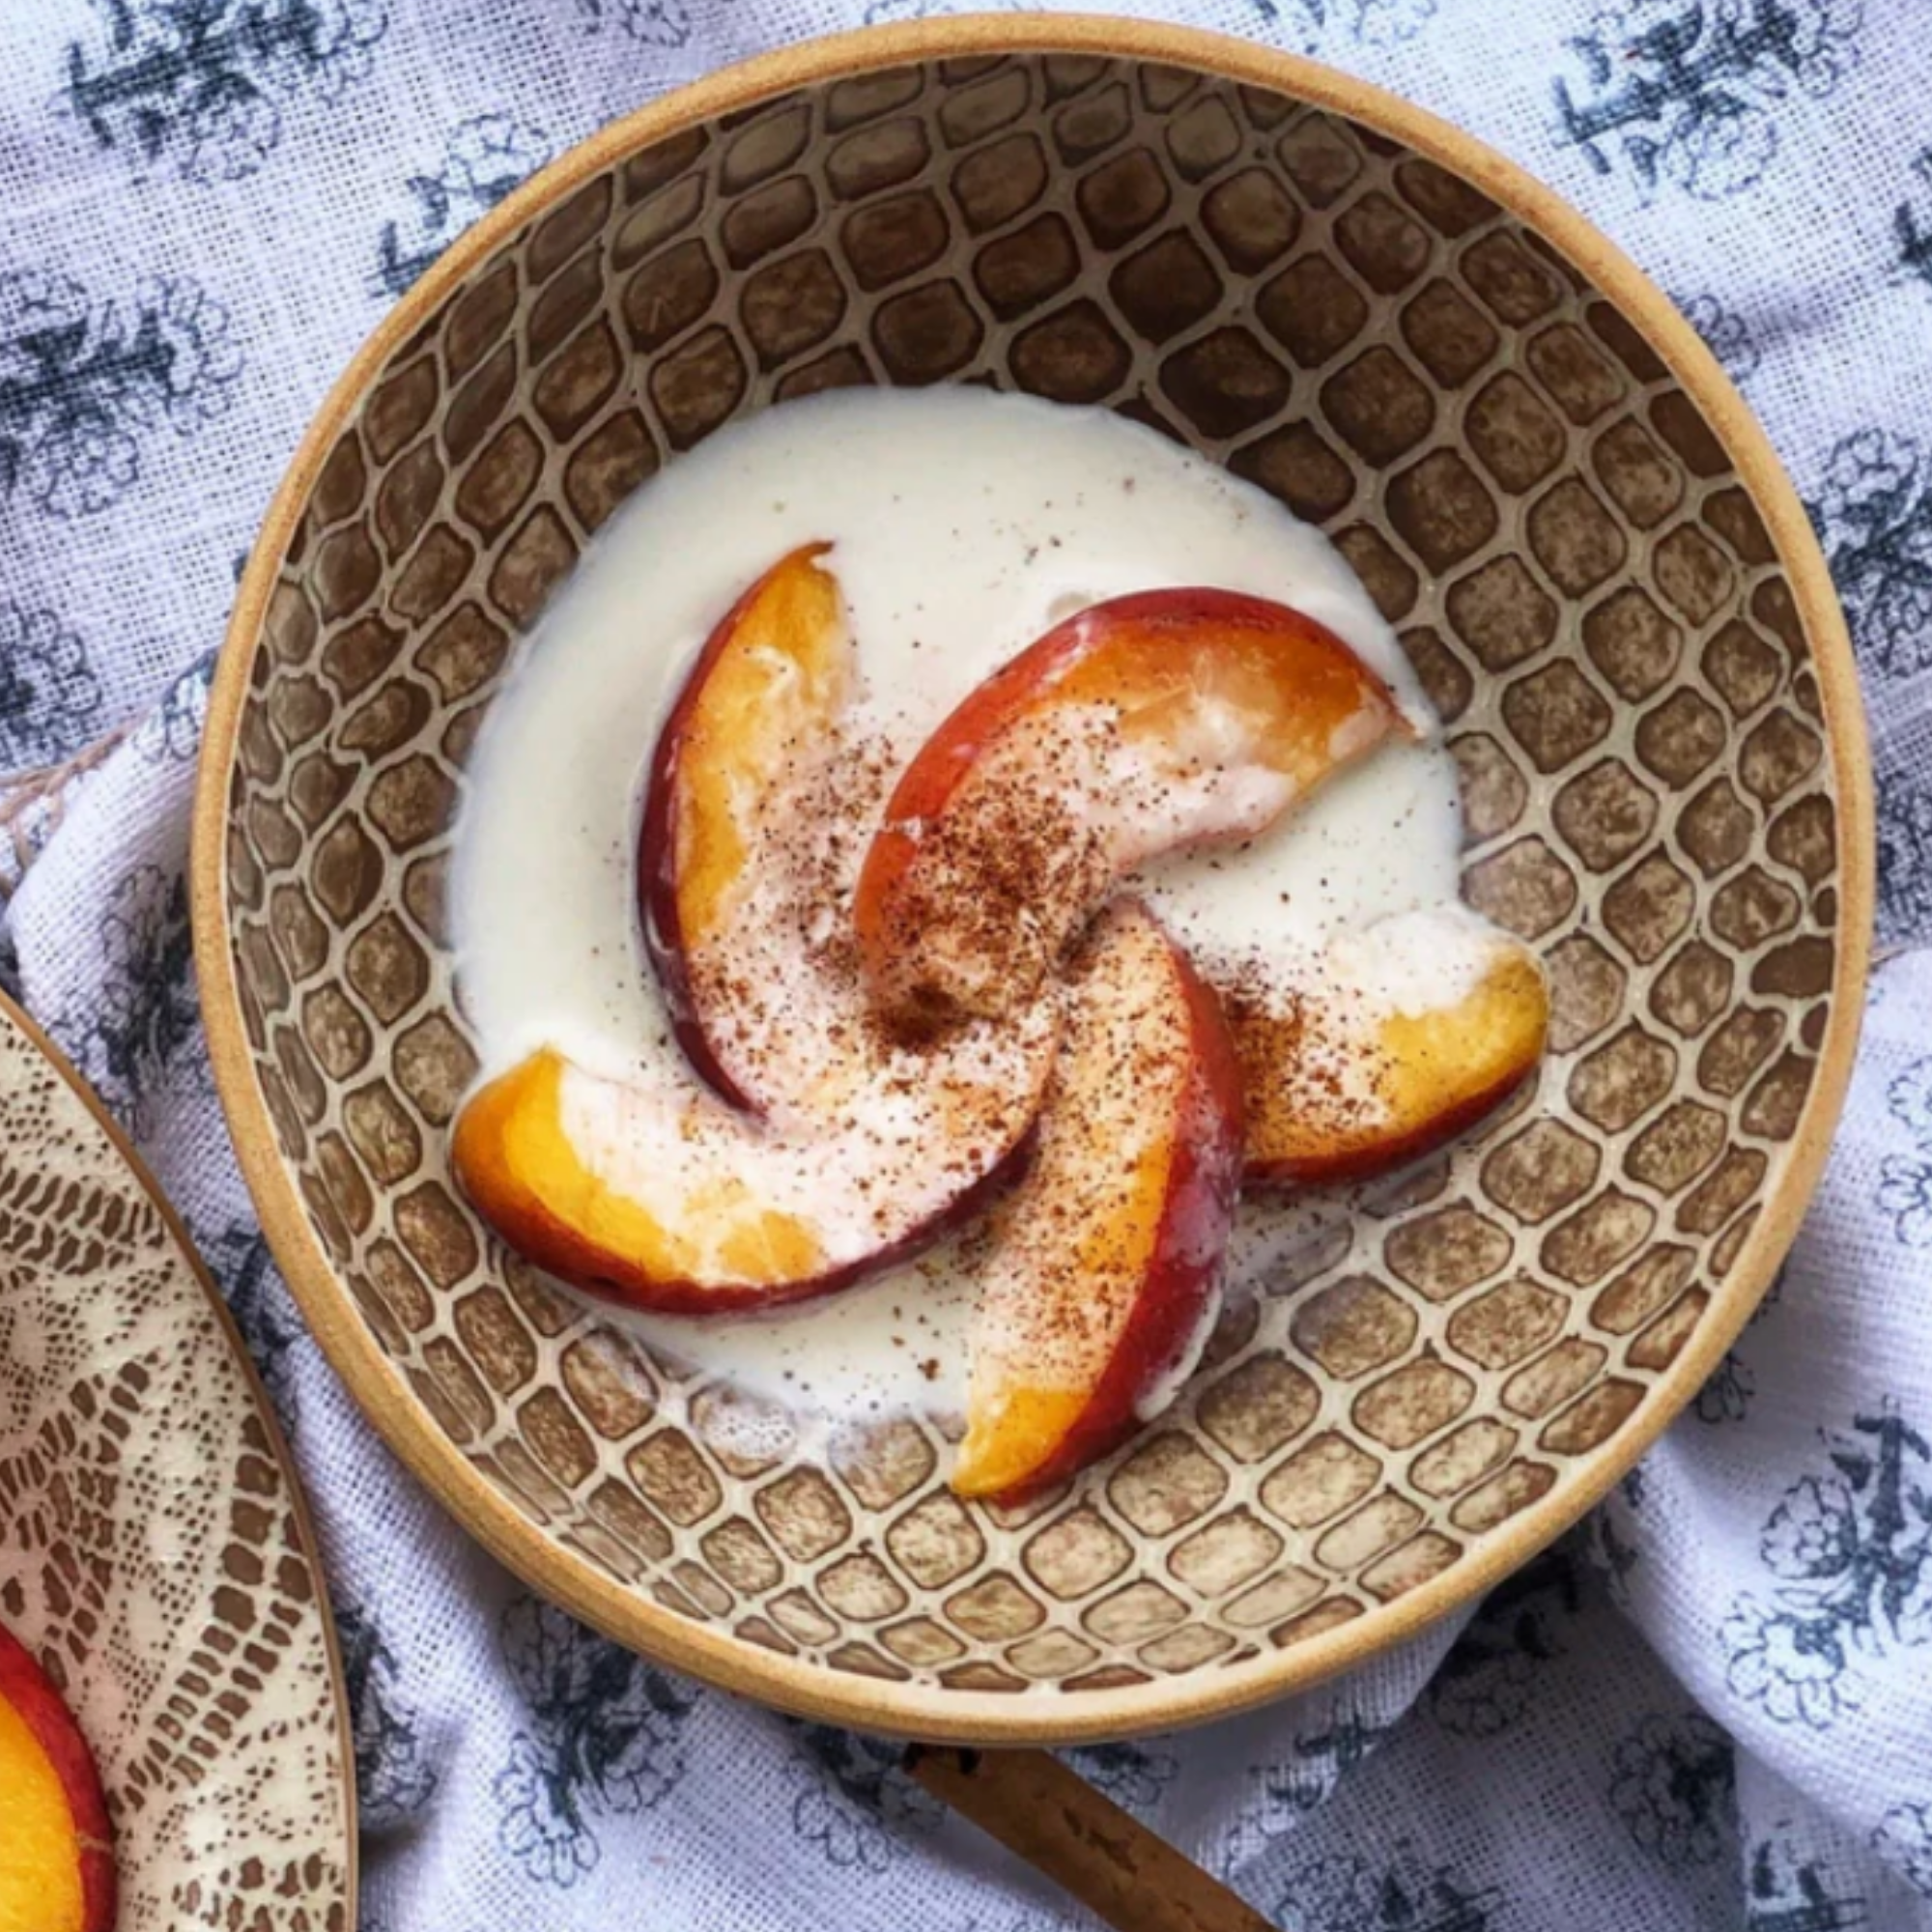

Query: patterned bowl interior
[0,1002,351,1929]
[211,43,1851,1734]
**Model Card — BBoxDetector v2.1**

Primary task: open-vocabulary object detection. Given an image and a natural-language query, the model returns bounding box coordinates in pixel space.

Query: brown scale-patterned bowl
[191,16,1873,1743]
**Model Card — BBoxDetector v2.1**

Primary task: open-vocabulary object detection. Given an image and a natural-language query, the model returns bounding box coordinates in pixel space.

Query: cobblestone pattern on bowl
[217,54,1839,1712]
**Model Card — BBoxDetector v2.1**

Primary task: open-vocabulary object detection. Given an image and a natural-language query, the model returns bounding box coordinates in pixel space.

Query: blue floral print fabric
[3,3,1930,1928]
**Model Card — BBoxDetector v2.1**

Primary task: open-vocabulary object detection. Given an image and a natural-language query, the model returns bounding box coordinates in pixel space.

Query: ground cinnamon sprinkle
[1213,950,1388,1153]
[678,707,1052,1231]
[874,710,1125,1030]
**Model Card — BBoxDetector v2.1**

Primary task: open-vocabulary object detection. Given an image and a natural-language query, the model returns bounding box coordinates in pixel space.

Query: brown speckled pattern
[216,55,1839,1713]
[0,1002,352,1928]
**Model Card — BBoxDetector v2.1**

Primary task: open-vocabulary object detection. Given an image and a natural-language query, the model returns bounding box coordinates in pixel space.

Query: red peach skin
[1231,911,1549,1184]
[452,1022,1051,1316]
[856,587,1410,1034]
[951,900,1245,1504]
[0,1619,116,1932]
[639,542,849,1112]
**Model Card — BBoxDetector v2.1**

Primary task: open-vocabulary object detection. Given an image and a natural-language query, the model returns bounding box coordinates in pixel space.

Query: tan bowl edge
[190,13,1874,1745]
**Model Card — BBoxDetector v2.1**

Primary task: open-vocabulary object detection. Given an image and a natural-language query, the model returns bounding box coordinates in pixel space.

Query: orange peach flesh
[856,587,1410,1032]
[639,542,850,1110]
[453,1022,1051,1315]
[0,1625,114,1932]
[455,1050,827,1299]
[952,902,1244,1503]
[469,542,1073,1311]
[1236,947,1549,1183]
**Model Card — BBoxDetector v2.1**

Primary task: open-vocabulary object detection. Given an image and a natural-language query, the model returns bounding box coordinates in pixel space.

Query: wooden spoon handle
[904,1745,1272,1932]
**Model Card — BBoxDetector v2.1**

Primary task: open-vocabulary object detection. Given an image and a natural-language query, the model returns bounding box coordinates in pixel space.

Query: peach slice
[1228,907,1549,1184]
[0,1621,115,1932]
[637,544,1063,1131]
[856,587,1410,1033]
[952,901,1244,1504]
[453,993,1055,1314]
[467,542,1065,1311]
[639,542,850,1111]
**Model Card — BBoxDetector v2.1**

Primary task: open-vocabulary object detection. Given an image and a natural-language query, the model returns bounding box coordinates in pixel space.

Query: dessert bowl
[191,14,1872,1744]
[0,995,354,1927]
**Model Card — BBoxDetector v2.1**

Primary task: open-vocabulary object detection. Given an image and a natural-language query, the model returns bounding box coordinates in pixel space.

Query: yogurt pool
[452,386,1466,1424]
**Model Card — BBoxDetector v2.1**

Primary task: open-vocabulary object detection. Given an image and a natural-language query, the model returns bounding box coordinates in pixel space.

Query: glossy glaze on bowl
[194,21,1870,1742]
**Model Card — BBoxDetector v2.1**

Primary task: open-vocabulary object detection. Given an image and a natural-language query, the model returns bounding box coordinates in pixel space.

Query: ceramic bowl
[0,996,354,1926]
[192,16,1872,1743]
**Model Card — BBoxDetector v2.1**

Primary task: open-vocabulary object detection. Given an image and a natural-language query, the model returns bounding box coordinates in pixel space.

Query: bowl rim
[190,12,1876,1745]
[0,989,360,1918]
